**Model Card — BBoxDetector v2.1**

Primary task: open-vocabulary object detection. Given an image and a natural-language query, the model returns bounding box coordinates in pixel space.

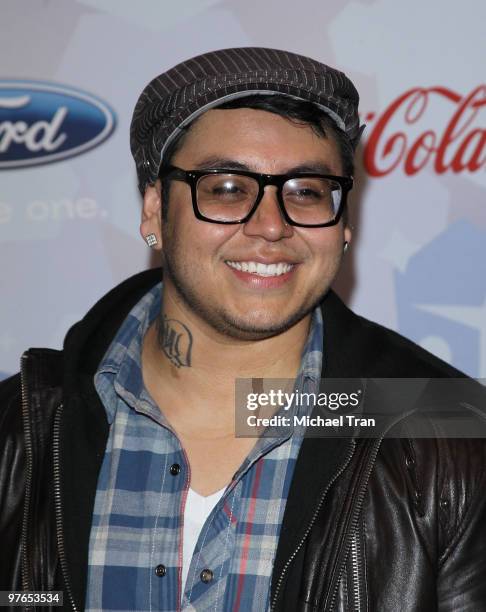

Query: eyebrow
[193,157,336,175]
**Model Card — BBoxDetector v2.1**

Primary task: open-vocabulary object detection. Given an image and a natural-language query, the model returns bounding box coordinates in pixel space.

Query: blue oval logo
[0,81,116,168]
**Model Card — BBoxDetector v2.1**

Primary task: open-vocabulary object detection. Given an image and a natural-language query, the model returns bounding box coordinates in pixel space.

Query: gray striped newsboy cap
[130,47,363,193]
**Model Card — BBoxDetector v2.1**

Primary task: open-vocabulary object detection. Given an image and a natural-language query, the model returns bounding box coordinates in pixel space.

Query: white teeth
[226,261,294,276]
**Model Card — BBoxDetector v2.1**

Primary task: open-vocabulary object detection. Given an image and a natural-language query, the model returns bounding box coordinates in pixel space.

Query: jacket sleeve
[437,437,486,611]
[0,373,25,589]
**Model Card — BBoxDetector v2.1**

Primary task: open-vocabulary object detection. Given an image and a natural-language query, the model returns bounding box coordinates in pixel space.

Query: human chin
[225,307,312,340]
[164,257,307,339]
[201,301,314,341]
[198,280,321,340]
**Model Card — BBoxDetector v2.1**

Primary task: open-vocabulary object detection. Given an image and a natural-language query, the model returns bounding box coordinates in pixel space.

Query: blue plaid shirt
[86,283,323,612]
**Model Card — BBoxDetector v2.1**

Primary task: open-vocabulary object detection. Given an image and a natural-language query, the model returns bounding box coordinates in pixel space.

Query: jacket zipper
[350,531,361,612]
[20,353,34,611]
[326,438,383,611]
[52,403,78,612]
[270,439,356,611]
[327,405,420,611]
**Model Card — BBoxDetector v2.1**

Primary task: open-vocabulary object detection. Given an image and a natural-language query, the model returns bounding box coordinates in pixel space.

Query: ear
[343,223,352,247]
[140,180,162,250]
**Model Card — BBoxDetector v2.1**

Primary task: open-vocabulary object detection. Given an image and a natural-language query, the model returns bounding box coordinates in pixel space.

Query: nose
[242,187,294,241]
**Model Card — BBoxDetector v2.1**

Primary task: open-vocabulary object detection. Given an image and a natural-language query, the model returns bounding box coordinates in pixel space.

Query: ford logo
[0,81,116,168]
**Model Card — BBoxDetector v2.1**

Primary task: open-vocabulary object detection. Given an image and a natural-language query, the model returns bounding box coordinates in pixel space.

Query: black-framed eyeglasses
[159,165,353,228]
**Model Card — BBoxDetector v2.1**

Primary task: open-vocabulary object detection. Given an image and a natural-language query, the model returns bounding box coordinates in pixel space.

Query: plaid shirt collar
[95,282,323,430]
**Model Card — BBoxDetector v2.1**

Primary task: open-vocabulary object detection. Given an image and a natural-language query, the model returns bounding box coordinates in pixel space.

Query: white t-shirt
[181,486,226,596]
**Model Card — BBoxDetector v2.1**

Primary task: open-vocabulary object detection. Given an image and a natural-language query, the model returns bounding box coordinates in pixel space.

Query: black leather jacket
[1,268,486,611]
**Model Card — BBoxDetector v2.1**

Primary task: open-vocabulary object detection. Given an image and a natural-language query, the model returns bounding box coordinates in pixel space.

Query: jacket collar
[61,266,410,385]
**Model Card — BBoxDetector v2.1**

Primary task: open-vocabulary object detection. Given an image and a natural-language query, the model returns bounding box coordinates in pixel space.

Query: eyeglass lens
[196,174,342,224]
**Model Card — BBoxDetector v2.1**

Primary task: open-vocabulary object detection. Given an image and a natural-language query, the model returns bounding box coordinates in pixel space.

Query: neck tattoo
[158,314,193,368]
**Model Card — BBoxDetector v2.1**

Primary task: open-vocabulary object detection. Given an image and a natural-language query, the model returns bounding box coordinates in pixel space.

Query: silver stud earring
[145,233,158,248]
[343,241,349,253]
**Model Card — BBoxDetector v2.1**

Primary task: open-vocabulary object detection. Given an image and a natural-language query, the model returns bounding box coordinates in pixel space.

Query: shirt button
[170,463,181,476]
[200,568,213,583]
[155,564,166,577]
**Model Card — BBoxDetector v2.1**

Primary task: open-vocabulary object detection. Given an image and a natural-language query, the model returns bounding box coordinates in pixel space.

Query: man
[1,47,485,611]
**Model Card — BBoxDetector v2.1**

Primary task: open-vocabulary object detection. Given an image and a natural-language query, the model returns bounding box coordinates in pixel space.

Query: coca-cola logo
[0,81,116,168]
[363,86,486,176]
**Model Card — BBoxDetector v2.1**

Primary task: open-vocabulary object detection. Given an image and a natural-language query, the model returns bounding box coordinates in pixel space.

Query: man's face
[157,107,351,340]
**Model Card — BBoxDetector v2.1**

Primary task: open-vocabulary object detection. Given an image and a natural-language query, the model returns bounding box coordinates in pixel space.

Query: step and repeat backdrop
[1,0,485,379]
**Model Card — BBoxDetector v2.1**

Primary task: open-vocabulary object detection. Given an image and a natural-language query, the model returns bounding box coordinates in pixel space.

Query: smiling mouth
[225,260,295,277]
